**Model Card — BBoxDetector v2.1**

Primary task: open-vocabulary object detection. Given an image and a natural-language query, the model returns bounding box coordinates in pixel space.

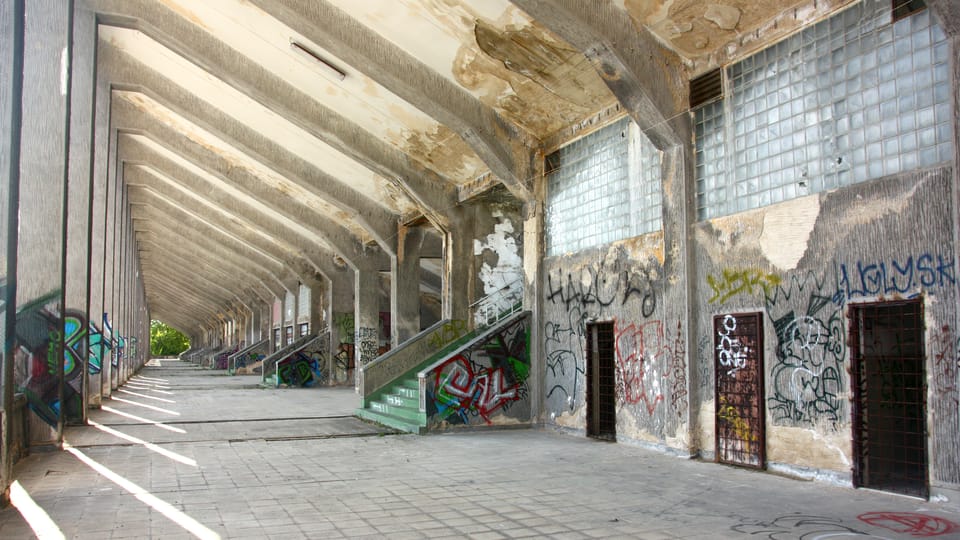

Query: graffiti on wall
[215,346,238,370]
[546,263,657,317]
[544,305,587,409]
[427,320,468,350]
[611,319,688,418]
[544,249,661,414]
[707,268,781,304]
[933,325,959,407]
[334,312,354,344]
[427,315,529,425]
[765,272,845,426]
[835,253,955,304]
[474,212,523,326]
[277,344,328,388]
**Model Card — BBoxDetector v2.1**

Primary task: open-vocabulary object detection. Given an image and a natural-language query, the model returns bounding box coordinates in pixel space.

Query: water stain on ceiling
[453,16,617,141]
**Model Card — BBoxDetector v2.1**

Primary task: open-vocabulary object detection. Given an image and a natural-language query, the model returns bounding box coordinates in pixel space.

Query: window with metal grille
[545,117,662,256]
[694,0,952,220]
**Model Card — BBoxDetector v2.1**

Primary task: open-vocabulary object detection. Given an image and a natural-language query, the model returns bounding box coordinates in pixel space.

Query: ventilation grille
[893,0,926,22]
[690,68,722,109]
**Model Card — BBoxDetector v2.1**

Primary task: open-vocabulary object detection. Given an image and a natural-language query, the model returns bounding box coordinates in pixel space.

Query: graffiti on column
[12,291,88,426]
[102,312,126,367]
[356,327,378,365]
[473,212,523,326]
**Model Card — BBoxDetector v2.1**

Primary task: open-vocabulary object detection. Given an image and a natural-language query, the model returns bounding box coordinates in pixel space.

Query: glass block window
[695,0,952,220]
[546,118,663,256]
[297,283,310,322]
[283,290,295,325]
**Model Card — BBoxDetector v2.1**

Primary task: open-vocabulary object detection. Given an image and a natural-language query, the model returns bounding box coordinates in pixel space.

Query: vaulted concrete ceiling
[89,0,871,332]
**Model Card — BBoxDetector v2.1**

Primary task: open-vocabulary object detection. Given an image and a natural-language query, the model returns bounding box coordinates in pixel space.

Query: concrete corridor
[0,361,956,539]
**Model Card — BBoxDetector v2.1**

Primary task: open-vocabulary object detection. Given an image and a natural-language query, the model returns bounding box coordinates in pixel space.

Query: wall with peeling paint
[692,167,958,486]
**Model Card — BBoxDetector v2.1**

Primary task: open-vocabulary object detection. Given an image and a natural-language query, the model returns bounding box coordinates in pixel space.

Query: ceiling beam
[98,40,398,252]
[508,0,686,150]
[249,0,536,204]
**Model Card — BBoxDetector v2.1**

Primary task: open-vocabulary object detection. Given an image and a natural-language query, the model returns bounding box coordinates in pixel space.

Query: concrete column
[13,0,71,445]
[1,0,26,501]
[64,3,96,423]
[354,267,379,389]
[392,225,423,345]
[443,211,474,324]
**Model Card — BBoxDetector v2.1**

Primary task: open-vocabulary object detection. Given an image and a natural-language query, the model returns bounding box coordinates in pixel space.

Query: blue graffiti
[835,254,955,304]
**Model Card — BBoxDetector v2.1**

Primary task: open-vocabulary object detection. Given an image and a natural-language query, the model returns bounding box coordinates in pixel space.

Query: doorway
[714,312,765,469]
[850,300,927,498]
[586,322,616,441]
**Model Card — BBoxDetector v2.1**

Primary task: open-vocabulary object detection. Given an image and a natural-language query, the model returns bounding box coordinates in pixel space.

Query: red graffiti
[433,355,519,424]
[933,325,959,406]
[858,512,960,537]
[615,321,666,415]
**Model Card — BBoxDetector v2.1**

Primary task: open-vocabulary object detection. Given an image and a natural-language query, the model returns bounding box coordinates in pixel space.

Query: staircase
[360,378,425,433]
[355,309,529,434]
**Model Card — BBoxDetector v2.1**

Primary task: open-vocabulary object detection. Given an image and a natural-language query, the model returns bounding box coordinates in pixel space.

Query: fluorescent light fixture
[290,39,346,81]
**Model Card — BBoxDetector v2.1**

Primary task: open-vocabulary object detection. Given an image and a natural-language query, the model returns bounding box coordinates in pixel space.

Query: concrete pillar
[12,0,71,445]
[443,211,474,324]
[354,267,379,389]
[1,0,26,501]
[393,225,423,345]
[64,3,96,424]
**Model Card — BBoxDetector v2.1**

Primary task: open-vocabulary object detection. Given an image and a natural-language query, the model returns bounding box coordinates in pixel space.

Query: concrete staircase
[355,309,529,434]
[357,378,425,433]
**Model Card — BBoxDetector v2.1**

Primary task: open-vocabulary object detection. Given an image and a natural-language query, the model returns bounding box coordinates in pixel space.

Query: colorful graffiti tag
[12,293,112,426]
[427,315,529,425]
[277,350,327,388]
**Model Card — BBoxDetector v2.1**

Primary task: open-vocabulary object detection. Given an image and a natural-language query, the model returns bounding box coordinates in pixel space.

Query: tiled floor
[0,360,957,539]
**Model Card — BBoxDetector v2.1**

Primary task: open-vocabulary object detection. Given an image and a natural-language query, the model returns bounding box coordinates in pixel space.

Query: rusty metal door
[587,322,616,441]
[850,300,927,499]
[714,312,765,469]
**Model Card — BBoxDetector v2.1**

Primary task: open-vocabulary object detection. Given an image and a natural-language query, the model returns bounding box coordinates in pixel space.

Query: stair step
[355,408,423,434]
[394,385,419,400]
[369,401,421,422]
[383,392,418,408]
[401,378,419,390]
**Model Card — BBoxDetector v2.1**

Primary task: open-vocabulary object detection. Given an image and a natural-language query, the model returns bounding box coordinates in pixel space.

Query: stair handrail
[228,338,269,373]
[270,332,328,387]
[360,318,476,406]
[469,277,523,329]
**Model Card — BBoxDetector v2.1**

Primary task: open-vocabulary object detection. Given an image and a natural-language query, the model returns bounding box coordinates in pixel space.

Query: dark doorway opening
[586,322,616,441]
[714,312,765,469]
[851,300,928,499]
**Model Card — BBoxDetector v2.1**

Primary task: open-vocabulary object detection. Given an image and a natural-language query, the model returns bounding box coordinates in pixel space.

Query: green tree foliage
[150,320,190,356]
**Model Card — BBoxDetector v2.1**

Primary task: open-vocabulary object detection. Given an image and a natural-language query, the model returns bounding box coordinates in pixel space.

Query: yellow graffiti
[707,268,781,304]
[717,397,754,449]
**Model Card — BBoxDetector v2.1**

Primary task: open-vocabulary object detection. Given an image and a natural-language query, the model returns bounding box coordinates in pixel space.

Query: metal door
[714,312,765,468]
[851,300,927,498]
[587,322,616,441]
